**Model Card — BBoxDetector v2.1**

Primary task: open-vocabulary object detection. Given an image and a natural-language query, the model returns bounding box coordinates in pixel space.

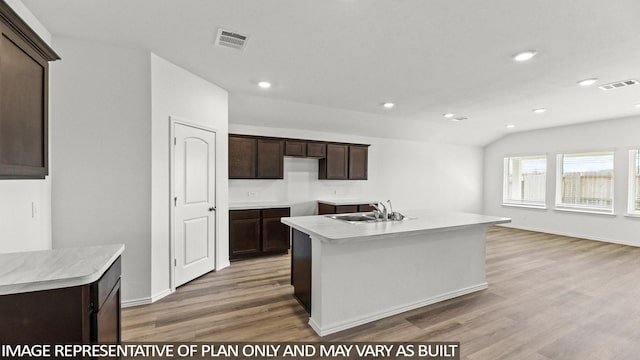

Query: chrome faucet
[370,201,388,221]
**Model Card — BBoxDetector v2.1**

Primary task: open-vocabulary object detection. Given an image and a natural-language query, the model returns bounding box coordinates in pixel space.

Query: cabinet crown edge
[0,0,61,61]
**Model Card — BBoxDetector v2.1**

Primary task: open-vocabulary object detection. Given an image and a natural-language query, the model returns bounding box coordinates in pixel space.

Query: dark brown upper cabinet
[285,140,306,157]
[229,135,257,179]
[229,135,284,179]
[318,144,369,180]
[319,144,349,180]
[286,140,326,158]
[348,145,368,180]
[306,142,326,158]
[229,134,367,180]
[257,139,284,179]
[0,2,60,179]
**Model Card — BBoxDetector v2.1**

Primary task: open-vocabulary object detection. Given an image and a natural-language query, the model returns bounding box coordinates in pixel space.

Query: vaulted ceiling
[23,0,640,146]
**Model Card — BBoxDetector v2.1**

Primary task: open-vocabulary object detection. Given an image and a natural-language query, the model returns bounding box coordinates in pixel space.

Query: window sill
[554,207,616,216]
[502,203,547,210]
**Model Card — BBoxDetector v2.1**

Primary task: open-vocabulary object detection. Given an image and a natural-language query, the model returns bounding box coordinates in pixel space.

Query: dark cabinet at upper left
[229,135,284,179]
[0,2,60,179]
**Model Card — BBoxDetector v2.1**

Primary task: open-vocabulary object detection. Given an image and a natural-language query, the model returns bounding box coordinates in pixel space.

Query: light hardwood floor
[122,227,640,359]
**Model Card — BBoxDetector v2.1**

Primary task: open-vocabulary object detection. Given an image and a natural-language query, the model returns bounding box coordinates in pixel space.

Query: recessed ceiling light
[258,81,272,89]
[513,50,537,62]
[577,78,598,87]
[506,124,516,129]
[532,108,547,114]
[382,102,395,109]
[443,113,455,118]
[450,117,467,122]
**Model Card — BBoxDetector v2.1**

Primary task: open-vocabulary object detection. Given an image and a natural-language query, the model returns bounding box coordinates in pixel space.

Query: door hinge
[174,197,177,206]
[174,259,177,267]
[174,137,177,145]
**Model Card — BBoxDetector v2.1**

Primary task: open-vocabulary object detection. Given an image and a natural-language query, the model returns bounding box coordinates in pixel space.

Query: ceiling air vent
[215,28,248,50]
[598,79,639,91]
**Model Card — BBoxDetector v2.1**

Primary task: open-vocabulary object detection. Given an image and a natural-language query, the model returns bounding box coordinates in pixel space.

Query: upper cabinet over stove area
[228,134,369,180]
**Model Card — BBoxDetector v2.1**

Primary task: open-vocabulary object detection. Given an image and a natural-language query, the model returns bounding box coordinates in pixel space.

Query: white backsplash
[229,157,370,216]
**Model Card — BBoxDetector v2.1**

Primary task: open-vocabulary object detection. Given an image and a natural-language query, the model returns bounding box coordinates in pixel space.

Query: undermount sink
[329,213,377,222]
[328,212,409,224]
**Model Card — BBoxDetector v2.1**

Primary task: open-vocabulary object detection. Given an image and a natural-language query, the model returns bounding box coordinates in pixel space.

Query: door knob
[209,207,216,212]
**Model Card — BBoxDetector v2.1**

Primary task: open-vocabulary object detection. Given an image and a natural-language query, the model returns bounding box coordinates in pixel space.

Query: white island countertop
[0,244,124,296]
[282,209,510,241]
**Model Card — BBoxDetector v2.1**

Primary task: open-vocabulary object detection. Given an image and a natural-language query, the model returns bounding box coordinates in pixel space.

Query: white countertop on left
[0,244,124,296]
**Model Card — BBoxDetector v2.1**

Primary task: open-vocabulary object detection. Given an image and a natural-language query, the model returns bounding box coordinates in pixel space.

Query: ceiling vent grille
[215,28,248,50]
[598,79,639,91]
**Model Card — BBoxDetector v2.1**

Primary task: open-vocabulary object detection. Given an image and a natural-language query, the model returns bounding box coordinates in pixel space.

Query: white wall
[229,124,483,215]
[49,37,152,302]
[0,0,52,254]
[49,42,228,304]
[484,115,640,246]
[150,54,229,299]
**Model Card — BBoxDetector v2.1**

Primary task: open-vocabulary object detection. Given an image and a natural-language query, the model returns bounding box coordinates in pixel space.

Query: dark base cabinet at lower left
[0,256,121,344]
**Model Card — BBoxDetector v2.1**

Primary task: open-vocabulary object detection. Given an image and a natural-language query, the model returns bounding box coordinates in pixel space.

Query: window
[556,151,614,213]
[629,149,640,215]
[503,155,547,207]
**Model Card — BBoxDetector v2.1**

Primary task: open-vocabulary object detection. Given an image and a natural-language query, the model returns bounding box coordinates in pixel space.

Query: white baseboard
[497,224,640,248]
[122,288,173,308]
[217,260,231,271]
[121,262,231,309]
[309,283,488,337]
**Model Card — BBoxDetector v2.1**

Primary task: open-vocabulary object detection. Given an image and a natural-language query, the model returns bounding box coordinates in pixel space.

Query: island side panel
[291,229,312,313]
[310,226,489,336]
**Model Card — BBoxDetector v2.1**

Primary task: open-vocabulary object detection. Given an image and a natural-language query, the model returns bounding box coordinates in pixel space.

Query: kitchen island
[282,209,510,336]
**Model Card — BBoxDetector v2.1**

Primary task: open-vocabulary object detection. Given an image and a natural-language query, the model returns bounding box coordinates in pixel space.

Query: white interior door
[174,122,216,287]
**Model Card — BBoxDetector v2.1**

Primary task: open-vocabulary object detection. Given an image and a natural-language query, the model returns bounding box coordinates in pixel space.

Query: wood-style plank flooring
[122,227,640,359]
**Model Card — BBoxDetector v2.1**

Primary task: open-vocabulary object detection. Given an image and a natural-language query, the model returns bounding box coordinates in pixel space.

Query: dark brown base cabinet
[317,202,376,215]
[230,208,291,259]
[0,257,121,344]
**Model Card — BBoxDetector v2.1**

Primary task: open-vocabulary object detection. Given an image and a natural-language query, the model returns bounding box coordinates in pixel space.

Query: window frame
[628,149,640,217]
[555,151,615,215]
[502,155,547,209]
